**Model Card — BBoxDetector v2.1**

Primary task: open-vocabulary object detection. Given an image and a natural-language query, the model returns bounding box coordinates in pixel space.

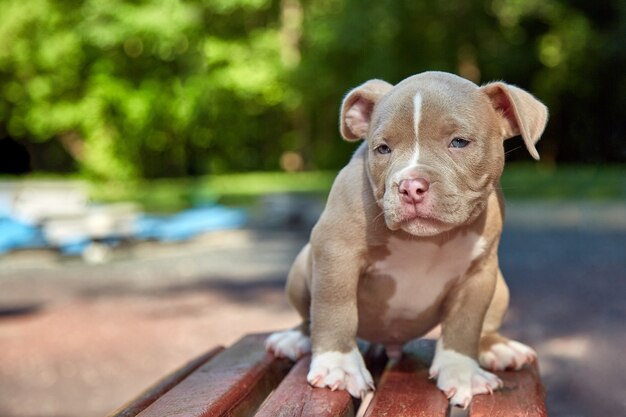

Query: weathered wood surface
[254,356,355,417]
[108,346,225,417]
[113,334,547,417]
[362,340,449,417]
[469,361,548,417]
[136,333,291,417]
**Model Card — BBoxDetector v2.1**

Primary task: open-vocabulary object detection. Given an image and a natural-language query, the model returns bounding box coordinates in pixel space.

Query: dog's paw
[307,348,374,398]
[430,343,502,408]
[265,330,311,361]
[479,339,537,371]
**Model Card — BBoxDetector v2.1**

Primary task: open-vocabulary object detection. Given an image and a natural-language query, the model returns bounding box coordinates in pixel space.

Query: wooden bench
[109,333,547,417]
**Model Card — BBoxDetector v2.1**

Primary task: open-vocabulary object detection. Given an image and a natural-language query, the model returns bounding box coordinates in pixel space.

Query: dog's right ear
[340,79,393,141]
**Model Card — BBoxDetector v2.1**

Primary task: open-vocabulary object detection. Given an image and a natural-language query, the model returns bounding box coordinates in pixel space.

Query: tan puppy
[266,71,548,407]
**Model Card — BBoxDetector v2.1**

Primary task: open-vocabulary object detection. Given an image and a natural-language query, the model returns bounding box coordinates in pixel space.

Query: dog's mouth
[400,213,452,229]
[385,211,454,236]
[380,189,465,236]
[397,203,449,225]
[403,213,447,225]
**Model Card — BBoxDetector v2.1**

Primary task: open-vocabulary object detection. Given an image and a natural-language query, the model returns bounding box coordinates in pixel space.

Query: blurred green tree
[0,0,624,179]
[0,0,292,179]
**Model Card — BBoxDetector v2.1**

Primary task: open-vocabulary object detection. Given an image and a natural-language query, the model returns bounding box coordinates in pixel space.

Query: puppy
[266,71,548,407]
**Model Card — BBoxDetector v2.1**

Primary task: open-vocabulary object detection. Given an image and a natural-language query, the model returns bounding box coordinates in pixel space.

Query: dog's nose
[398,178,430,204]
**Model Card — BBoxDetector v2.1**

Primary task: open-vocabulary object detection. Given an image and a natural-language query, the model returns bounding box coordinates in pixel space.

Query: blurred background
[0,0,624,416]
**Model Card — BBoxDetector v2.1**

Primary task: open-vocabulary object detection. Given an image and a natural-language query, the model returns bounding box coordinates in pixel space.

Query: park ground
[0,198,625,417]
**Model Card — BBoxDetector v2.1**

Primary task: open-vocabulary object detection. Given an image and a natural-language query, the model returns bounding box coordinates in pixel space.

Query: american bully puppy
[266,71,548,407]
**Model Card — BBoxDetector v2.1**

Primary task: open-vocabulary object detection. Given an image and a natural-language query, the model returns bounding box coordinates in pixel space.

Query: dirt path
[0,230,305,417]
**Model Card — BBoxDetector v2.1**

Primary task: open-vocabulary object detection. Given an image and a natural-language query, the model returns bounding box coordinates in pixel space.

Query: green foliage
[0,0,625,179]
[0,0,289,179]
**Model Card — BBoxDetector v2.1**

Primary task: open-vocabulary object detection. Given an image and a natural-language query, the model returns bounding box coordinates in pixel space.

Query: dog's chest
[363,232,487,322]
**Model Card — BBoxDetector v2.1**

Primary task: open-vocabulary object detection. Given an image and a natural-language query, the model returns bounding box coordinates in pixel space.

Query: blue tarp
[0,217,46,254]
[134,206,247,242]
[0,205,247,254]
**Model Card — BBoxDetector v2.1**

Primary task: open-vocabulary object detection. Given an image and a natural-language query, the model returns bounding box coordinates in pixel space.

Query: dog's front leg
[306,242,373,398]
[429,255,503,408]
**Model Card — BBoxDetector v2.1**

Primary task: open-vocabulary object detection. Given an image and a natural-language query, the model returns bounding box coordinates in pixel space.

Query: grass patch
[6,164,625,212]
[88,171,337,212]
[500,163,626,200]
[204,171,336,195]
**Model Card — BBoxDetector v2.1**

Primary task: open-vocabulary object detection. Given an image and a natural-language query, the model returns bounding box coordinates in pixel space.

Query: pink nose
[398,178,430,204]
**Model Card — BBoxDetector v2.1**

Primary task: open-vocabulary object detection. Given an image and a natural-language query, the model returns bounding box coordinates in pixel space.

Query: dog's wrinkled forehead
[371,72,484,137]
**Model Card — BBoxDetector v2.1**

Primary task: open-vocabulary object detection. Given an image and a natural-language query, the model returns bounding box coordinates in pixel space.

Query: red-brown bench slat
[254,356,355,417]
[362,340,449,417]
[108,345,225,417]
[136,333,291,417]
[469,361,547,417]
[254,343,388,417]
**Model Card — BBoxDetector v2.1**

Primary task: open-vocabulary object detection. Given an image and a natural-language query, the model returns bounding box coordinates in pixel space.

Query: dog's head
[340,71,548,236]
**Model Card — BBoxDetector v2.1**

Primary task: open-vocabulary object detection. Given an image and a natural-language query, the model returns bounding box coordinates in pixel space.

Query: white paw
[307,348,374,398]
[479,340,537,371]
[265,330,311,361]
[430,341,502,408]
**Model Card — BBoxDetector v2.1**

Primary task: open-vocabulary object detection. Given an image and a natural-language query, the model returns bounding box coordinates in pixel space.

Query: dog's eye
[375,144,392,155]
[449,137,470,149]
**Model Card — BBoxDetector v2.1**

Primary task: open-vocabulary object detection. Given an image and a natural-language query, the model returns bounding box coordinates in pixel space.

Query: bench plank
[254,343,390,417]
[361,342,449,417]
[254,356,355,417]
[113,334,547,417]
[108,346,225,417]
[137,333,291,417]
[469,361,547,417]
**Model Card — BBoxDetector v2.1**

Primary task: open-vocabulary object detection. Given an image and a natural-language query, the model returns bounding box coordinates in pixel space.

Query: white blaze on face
[389,91,423,192]
[411,92,423,165]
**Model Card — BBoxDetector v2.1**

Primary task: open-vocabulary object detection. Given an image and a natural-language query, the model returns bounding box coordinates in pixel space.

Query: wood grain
[254,356,355,417]
[362,340,449,417]
[137,333,291,417]
[108,346,225,417]
[469,361,547,417]
[115,334,547,417]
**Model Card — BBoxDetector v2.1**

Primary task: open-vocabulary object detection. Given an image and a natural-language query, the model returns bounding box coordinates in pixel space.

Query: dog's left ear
[340,79,393,141]
[481,82,548,160]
